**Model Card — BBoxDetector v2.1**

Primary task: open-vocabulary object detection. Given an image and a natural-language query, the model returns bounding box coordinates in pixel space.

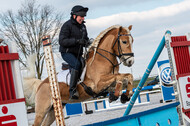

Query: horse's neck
[92,34,117,71]
[99,34,115,55]
[84,28,120,91]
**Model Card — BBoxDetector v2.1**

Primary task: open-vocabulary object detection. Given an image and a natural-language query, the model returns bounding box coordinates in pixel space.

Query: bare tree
[0,0,63,79]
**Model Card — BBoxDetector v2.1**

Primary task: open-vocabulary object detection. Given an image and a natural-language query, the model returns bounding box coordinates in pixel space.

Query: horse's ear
[128,25,132,31]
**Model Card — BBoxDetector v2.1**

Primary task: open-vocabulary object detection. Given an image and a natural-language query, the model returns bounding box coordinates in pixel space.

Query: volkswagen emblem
[160,67,172,85]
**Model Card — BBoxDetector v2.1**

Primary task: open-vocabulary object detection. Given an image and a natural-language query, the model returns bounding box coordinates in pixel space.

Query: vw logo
[160,67,172,85]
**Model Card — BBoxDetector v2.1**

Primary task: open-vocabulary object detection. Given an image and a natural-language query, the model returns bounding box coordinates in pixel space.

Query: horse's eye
[122,41,127,44]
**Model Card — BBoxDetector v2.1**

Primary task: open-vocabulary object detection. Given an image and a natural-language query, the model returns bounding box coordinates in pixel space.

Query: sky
[1,0,190,79]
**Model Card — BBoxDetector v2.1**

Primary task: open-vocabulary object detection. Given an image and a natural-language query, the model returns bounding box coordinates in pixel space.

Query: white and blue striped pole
[123,30,171,116]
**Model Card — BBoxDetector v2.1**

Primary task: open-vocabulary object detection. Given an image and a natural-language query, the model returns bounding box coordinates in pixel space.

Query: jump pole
[42,35,65,126]
[123,30,171,116]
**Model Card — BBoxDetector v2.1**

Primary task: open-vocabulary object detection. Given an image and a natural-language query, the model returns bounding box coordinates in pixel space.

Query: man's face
[73,15,85,24]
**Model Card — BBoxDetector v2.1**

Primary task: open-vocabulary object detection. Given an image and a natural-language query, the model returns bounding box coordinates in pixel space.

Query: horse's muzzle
[120,56,134,67]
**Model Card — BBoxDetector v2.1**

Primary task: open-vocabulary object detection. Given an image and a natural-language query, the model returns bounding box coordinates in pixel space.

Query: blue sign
[157,60,175,102]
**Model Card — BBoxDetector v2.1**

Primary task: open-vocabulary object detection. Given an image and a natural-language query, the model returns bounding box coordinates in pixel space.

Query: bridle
[95,29,134,73]
[112,30,134,58]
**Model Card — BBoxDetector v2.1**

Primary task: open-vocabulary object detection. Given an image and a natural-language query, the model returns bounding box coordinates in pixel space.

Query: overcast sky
[1,0,190,79]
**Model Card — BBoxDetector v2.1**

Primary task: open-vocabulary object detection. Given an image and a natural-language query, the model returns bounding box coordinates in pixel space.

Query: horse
[33,25,134,126]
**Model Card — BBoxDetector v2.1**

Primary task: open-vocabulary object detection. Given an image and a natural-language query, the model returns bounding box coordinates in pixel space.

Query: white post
[7,41,25,98]
[165,32,184,125]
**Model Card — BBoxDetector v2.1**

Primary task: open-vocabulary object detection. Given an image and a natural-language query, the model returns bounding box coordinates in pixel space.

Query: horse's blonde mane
[89,25,120,51]
[88,25,129,65]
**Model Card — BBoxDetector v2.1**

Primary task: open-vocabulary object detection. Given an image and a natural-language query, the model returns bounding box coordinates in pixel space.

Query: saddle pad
[57,66,86,85]
[57,69,70,84]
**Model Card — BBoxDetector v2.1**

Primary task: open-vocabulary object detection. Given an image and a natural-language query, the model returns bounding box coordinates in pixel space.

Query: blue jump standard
[84,102,179,126]
[124,31,172,116]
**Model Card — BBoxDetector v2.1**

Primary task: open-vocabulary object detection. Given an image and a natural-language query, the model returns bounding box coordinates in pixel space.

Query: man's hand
[76,39,87,45]
[85,39,91,47]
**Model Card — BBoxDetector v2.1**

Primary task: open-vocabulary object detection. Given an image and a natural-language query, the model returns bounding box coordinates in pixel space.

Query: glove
[85,39,91,47]
[88,38,94,45]
[76,39,87,45]
[84,38,93,47]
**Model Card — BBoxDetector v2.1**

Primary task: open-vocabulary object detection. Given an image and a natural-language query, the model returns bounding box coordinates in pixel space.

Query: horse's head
[113,25,134,67]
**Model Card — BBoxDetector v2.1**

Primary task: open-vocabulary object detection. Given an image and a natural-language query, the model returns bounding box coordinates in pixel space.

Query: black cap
[71,5,88,17]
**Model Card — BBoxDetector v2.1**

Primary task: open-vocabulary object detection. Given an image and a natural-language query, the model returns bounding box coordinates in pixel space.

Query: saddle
[58,57,86,84]
[61,57,85,72]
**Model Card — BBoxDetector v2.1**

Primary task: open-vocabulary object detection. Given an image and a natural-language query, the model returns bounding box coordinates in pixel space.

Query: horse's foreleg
[109,80,123,102]
[121,83,133,103]
[121,74,133,104]
[114,81,122,96]
[97,74,132,103]
[96,75,116,91]
[97,74,125,103]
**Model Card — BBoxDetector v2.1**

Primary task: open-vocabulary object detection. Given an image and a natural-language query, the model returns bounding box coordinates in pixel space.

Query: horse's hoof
[120,93,130,104]
[109,99,114,103]
[109,92,119,103]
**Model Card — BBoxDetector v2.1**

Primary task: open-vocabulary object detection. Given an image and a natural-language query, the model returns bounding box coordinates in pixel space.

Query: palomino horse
[33,25,134,126]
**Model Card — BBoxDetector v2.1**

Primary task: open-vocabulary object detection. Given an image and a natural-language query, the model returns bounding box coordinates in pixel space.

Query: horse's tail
[23,78,42,106]
[22,53,42,106]
[24,53,37,78]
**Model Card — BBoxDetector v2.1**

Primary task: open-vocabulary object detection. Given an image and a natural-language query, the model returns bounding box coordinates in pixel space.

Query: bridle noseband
[96,30,134,73]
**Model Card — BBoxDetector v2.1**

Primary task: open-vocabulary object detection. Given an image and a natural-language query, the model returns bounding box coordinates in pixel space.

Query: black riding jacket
[59,17,89,57]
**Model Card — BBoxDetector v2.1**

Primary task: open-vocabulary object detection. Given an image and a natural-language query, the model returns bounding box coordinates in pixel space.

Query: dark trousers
[61,52,81,71]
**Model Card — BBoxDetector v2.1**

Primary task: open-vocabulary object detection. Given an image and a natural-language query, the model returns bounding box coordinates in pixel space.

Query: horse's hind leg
[41,107,55,126]
[42,103,66,126]
[41,103,67,126]
[33,104,51,126]
[121,74,133,104]
[33,84,52,126]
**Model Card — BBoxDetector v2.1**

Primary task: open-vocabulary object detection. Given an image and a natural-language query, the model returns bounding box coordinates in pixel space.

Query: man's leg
[69,68,79,99]
[61,53,81,100]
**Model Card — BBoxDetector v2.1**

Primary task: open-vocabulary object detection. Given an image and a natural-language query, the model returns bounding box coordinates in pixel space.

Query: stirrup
[69,90,79,100]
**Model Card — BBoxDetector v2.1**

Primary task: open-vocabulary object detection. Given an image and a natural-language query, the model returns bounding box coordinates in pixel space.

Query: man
[59,5,89,100]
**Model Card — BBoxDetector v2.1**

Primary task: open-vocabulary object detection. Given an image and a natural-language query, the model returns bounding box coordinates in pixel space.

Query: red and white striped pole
[42,35,65,126]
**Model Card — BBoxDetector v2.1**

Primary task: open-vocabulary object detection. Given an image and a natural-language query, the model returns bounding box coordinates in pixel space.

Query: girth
[79,82,109,98]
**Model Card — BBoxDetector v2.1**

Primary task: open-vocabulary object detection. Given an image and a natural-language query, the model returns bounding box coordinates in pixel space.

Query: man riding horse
[33,4,134,125]
[59,5,89,100]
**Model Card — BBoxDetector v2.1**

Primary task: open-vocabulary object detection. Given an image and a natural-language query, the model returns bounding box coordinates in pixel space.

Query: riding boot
[78,69,82,80]
[69,69,79,100]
